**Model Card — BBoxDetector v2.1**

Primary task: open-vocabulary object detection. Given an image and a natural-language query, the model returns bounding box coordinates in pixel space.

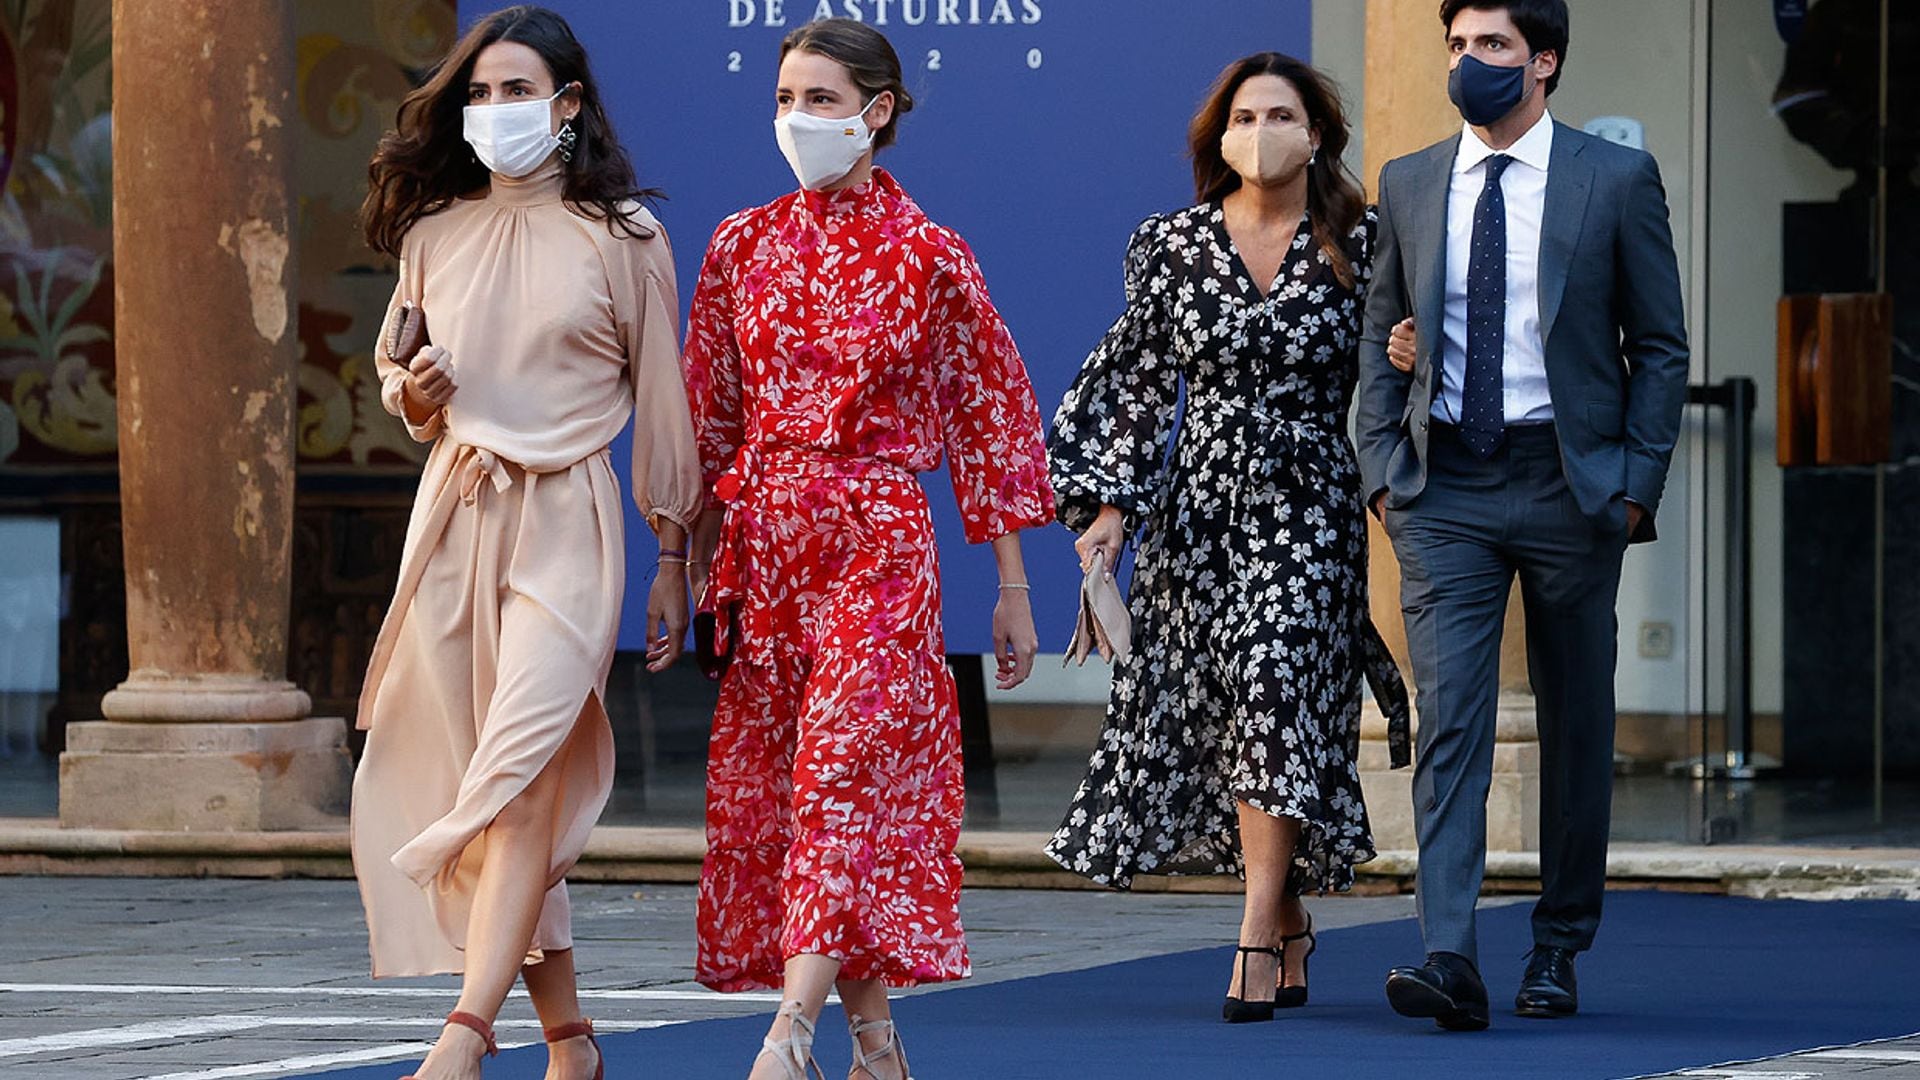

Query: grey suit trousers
[1384,422,1628,963]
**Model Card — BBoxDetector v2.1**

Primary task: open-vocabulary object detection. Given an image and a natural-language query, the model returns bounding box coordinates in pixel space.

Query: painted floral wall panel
[0,0,113,472]
[295,0,456,472]
[0,0,456,476]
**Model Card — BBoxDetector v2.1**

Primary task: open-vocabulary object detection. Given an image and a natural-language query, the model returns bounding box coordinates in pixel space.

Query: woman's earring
[558,120,578,163]
[1309,149,1318,166]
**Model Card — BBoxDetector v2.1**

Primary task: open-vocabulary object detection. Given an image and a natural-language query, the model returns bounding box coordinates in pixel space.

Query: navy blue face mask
[1447,52,1538,127]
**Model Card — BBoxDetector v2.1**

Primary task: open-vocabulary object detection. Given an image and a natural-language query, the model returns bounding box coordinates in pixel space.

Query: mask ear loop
[854,91,891,137]
[845,94,886,160]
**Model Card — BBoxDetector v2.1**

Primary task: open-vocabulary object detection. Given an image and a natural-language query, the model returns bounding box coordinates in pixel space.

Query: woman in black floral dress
[1046,52,1410,1023]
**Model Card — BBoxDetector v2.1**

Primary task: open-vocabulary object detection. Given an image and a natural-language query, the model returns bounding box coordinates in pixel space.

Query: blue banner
[1773,0,1808,44]
[528,0,1315,652]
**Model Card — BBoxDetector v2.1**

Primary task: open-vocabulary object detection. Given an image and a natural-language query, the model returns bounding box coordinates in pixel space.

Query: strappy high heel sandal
[848,1013,914,1080]
[757,1002,827,1080]
[402,1010,497,1078]
[1276,910,1318,1009]
[543,1016,603,1080]
[1221,945,1282,1023]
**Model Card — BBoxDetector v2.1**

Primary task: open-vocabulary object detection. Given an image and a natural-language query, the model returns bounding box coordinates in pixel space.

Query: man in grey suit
[1358,0,1689,1031]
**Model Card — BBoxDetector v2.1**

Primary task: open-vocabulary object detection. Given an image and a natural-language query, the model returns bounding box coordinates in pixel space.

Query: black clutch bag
[692,607,736,682]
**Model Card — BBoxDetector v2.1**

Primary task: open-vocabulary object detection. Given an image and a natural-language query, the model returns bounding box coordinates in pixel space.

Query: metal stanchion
[1672,378,1772,786]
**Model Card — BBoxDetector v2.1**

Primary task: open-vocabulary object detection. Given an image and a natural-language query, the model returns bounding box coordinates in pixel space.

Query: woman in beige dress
[352,8,700,1079]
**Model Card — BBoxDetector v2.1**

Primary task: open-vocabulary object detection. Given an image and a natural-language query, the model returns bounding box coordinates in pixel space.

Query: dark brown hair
[1439,0,1570,95]
[779,18,916,151]
[360,5,661,258]
[1189,52,1366,288]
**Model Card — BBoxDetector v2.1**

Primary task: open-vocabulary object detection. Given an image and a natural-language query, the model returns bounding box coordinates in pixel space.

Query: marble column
[60,0,350,830]
[1355,0,1542,853]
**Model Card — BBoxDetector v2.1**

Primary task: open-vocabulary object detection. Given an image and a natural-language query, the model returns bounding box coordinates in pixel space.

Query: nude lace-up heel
[757,1002,827,1080]
[848,1014,913,1080]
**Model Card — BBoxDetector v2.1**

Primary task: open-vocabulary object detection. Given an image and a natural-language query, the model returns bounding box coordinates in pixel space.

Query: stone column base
[59,718,352,831]
[102,674,310,724]
[1358,692,1541,853]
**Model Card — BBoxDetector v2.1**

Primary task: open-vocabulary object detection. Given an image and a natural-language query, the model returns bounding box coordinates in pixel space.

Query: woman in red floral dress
[683,18,1056,1080]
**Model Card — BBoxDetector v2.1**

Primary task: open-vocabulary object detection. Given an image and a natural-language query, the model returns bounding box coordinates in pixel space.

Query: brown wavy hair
[779,18,916,151]
[360,5,661,258]
[1189,53,1366,288]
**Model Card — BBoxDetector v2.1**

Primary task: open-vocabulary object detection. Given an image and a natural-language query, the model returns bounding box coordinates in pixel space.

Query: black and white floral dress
[1045,203,1411,894]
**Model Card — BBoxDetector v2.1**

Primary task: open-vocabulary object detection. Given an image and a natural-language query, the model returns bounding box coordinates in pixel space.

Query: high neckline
[799,167,903,220]
[488,158,566,207]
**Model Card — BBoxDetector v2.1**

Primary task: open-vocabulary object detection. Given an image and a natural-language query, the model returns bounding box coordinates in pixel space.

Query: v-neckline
[1215,206,1312,302]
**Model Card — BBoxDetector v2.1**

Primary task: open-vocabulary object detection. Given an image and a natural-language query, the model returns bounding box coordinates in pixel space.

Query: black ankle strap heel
[1276,911,1317,1009]
[1222,945,1282,1023]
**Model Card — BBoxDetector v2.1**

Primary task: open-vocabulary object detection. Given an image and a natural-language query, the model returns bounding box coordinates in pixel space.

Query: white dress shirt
[1433,110,1555,426]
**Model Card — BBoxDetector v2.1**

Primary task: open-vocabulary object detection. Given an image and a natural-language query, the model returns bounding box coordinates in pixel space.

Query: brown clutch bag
[387,301,430,365]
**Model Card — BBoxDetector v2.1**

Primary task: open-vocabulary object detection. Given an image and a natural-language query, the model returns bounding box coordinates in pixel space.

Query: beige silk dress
[351,161,701,977]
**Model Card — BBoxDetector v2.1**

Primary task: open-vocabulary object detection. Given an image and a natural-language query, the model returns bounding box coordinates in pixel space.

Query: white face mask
[774,96,880,191]
[464,86,569,178]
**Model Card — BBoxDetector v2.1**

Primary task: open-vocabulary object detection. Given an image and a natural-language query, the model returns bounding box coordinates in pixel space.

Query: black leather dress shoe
[1515,945,1579,1018]
[1385,952,1490,1031]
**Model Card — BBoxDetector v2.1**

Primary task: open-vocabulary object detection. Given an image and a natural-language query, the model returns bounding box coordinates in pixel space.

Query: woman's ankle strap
[777,1000,818,1037]
[445,1011,499,1057]
[543,1017,595,1043]
[847,1013,895,1036]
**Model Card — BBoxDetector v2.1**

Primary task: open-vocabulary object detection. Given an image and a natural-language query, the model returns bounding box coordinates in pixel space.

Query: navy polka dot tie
[1460,153,1512,458]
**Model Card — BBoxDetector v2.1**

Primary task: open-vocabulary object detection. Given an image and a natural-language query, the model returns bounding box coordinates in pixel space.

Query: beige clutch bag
[1065,551,1131,666]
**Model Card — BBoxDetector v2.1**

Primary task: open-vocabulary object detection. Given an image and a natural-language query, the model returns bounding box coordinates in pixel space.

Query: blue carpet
[310,892,1920,1079]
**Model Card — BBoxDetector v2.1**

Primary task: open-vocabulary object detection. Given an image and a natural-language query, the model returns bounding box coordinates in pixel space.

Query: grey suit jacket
[1356,123,1690,543]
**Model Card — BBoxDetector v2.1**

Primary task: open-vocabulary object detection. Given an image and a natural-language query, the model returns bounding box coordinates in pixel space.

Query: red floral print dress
[684,168,1054,992]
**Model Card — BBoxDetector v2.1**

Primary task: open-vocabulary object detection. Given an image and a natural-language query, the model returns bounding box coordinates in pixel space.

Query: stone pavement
[0,878,1914,1079]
